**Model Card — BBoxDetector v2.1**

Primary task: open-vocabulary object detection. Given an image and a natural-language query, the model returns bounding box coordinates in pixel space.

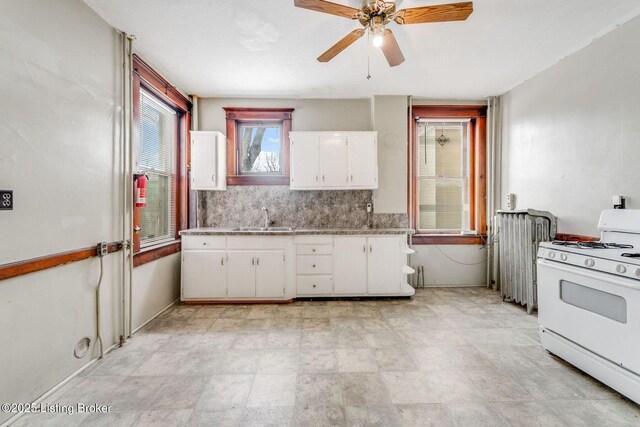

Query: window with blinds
[138,89,177,245]
[416,120,471,232]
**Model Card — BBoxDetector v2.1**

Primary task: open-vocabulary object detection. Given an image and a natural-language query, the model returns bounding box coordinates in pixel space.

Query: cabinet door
[191,132,218,190]
[255,251,286,298]
[320,134,349,188]
[227,251,256,298]
[367,237,401,294]
[348,133,378,189]
[182,250,227,298]
[290,132,321,189]
[334,237,368,294]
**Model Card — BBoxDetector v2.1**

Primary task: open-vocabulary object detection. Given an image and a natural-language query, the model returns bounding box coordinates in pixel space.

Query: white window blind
[417,120,471,232]
[139,89,177,245]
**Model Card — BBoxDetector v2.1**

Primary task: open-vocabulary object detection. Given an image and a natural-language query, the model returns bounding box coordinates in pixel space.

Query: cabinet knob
[312,284,317,288]
[350,174,353,181]
[322,175,325,181]
[312,264,316,268]
[211,174,216,182]
[362,245,366,252]
[312,248,316,252]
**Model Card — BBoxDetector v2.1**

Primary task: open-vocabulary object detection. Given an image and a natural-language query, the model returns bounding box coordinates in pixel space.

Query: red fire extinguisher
[135,174,147,208]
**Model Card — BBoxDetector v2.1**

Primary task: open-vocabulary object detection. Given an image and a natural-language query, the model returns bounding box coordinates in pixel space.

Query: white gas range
[537,209,640,404]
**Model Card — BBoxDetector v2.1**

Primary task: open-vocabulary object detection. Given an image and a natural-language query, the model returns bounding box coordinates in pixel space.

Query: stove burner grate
[552,241,634,249]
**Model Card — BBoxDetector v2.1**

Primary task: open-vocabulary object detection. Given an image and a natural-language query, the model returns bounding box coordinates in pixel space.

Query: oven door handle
[537,259,639,291]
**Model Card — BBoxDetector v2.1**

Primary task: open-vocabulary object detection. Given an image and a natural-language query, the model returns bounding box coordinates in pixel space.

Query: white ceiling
[83,0,640,99]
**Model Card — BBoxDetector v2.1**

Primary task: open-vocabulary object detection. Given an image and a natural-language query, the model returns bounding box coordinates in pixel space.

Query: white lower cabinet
[181,233,412,301]
[334,237,368,294]
[256,251,286,298]
[367,237,402,294]
[227,251,257,298]
[182,250,227,299]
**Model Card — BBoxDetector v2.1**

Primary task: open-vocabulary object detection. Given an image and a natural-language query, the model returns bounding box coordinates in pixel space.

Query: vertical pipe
[127,35,135,338]
[407,95,413,285]
[120,32,127,346]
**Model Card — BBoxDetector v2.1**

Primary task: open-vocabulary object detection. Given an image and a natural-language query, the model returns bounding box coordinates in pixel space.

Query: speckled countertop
[180,227,414,236]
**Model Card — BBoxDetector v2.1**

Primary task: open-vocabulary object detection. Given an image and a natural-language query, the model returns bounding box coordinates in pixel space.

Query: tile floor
[12,287,640,426]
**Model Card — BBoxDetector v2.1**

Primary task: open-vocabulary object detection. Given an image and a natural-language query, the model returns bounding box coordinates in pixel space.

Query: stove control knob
[584,258,595,268]
[635,268,640,278]
[560,254,568,261]
[548,251,556,259]
[616,264,627,274]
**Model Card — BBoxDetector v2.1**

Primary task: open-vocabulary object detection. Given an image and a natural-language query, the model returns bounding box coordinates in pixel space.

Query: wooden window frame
[132,55,191,266]
[224,107,293,185]
[409,105,487,245]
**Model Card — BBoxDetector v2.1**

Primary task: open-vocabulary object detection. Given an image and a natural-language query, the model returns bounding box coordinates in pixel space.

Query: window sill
[227,175,290,186]
[411,234,486,245]
[134,239,181,267]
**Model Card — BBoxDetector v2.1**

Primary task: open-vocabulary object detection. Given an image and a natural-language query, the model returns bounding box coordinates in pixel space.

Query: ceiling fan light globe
[372,34,384,47]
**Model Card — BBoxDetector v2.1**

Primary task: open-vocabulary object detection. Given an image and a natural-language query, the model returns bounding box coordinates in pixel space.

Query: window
[417,120,471,231]
[410,106,487,244]
[224,108,293,185]
[132,55,191,262]
[138,90,177,244]
[238,122,282,174]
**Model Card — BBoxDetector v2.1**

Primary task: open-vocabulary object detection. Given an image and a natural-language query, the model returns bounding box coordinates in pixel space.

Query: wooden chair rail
[0,242,122,282]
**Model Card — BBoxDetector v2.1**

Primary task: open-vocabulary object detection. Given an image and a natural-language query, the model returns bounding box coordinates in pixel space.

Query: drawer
[182,236,226,250]
[227,236,287,250]
[297,276,333,295]
[294,235,333,245]
[296,255,332,275]
[296,244,332,255]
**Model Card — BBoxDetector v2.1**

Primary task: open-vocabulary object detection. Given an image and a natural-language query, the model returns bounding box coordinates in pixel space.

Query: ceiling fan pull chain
[367,30,372,80]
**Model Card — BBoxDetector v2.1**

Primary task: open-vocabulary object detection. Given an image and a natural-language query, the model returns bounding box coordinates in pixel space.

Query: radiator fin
[496,209,556,314]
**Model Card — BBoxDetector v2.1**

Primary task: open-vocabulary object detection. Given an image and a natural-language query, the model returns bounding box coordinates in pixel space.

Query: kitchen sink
[236,226,295,232]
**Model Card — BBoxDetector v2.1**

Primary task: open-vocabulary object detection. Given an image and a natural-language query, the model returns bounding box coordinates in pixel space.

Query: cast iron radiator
[496,209,556,314]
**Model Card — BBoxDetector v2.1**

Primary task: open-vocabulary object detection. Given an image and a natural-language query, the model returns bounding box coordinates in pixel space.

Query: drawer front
[227,236,288,250]
[182,236,226,250]
[297,275,333,295]
[296,244,333,255]
[293,235,333,245]
[296,255,332,275]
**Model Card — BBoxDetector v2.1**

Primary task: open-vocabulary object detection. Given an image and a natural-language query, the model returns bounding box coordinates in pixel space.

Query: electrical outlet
[506,193,516,210]
[0,190,13,210]
[97,242,108,257]
[366,203,373,213]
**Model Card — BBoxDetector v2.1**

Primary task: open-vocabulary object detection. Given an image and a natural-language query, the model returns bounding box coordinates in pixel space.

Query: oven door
[537,259,640,375]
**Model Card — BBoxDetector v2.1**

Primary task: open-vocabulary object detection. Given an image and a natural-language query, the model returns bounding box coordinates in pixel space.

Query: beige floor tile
[196,375,253,410]
[295,373,343,406]
[247,374,297,407]
[336,349,378,373]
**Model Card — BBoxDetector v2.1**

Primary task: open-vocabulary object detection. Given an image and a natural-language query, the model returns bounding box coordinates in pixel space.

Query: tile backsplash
[198,186,408,229]
[198,186,371,228]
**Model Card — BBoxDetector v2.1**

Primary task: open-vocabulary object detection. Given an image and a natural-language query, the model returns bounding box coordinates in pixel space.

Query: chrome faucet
[261,207,269,229]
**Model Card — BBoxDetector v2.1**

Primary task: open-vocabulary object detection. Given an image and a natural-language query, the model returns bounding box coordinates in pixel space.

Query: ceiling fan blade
[318,29,365,62]
[294,0,360,19]
[395,1,473,25]
[380,29,405,67]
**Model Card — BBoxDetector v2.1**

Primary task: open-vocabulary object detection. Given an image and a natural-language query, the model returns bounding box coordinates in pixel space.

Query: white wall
[132,253,181,330]
[410,245,487,287]
[500,15,640,236]
[199,97,372,132]
[372,96,408,214]
[0,1,179,423]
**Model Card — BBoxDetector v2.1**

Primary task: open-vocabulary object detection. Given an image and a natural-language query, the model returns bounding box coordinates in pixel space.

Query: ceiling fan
[294,0,473,67]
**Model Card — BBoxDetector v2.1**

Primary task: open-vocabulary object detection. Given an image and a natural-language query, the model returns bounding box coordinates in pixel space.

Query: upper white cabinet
[289,132,320,188]
[290,131,377,190]
[190,131,226,191]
